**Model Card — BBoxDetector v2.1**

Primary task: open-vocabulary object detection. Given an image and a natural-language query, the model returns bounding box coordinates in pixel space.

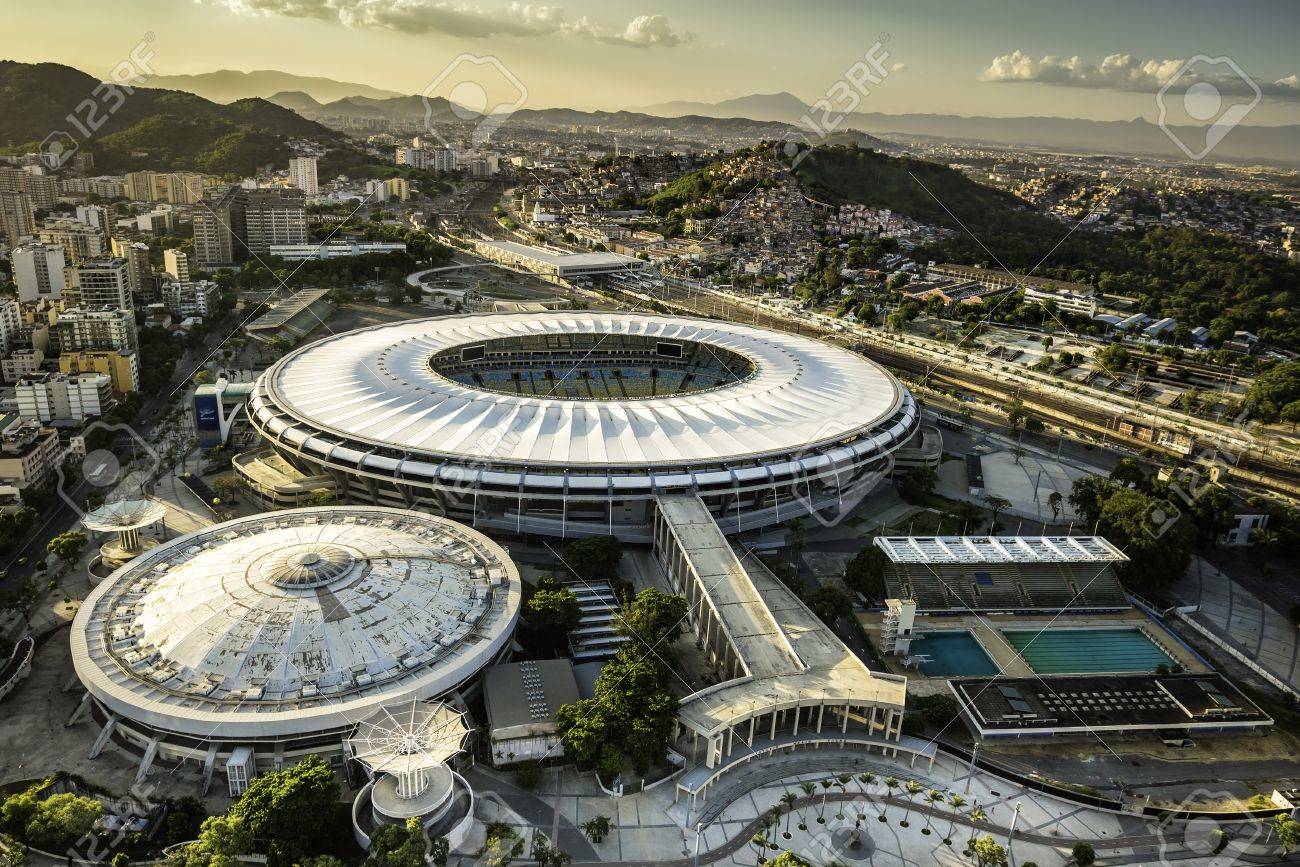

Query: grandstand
[873,536,1130,612]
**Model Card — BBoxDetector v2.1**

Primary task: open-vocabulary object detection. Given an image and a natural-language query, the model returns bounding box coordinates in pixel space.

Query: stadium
[238,311,920,540]
[68,506,521,791]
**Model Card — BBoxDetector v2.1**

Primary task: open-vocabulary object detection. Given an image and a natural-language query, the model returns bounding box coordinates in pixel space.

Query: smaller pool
[1004,627,1173,674]
[914,631,1000,677]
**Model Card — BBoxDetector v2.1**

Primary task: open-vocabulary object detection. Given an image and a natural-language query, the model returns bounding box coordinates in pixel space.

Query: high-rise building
[38,218,107,264]
[16,371,112,424]
[125,170,211,204]
[430,147,457,172]
[12,242,68,303]
[0,191,36,248]
[0,169,58,210]
[0,299,21,355]
[75,204,109,230]
[54,306,138,352]
[110,237,152,297]
[194,185,307,267]
[71,259,133,311]
[59,349,140,396]
[163,248,191,287]
[289,156,319,195]
[194,186,240,269]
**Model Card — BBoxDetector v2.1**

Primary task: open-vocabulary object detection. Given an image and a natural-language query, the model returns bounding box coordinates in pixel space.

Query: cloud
[980,50,1300,101]
[212,0,691,45]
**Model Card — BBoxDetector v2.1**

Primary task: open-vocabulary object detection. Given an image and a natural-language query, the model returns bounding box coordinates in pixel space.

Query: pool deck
[861,608,1209,680]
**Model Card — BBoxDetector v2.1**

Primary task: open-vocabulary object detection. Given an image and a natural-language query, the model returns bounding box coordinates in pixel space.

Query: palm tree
[900,780,923,828]
[966,805,989,854]
[750,833,768,865]
[818,779,834,823]
[922,789,945,835]
[835,775,852,819]
[798,782,816,829]
[946,793,967,845]
[882,777,900,824]
[780,792,797,838]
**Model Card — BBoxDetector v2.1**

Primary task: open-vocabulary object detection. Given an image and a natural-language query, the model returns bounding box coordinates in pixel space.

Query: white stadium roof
[256,312,905,468]
[873,535,1128,564]
[71,507,521,739]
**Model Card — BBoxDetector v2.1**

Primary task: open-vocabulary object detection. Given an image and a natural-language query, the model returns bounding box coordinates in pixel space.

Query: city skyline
[5,0,1300,124]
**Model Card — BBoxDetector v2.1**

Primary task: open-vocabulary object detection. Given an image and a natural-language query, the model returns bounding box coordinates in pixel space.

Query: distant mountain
[0,61,348,174]
[144,70,402,104]
[641,91,812,123]
[640,92,1300,167]
[266,90,325,115]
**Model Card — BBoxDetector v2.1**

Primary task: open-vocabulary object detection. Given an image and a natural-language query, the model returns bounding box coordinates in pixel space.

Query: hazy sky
[6,0,1300,123]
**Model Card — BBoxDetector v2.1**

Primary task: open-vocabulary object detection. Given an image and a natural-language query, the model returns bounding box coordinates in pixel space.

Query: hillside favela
[1,2,1300,866]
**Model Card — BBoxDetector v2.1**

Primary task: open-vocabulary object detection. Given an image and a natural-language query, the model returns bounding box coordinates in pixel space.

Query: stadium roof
[257,312,905,468]
[874,536,1128,565]
[71,507,521,739]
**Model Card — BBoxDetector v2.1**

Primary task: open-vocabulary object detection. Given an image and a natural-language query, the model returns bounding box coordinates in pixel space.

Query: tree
[897,466,937,501]
[554,699,608,766]
[1095,486,1196,592]
[970,835,1008,867]
[194,370,214,385]
[561,536,622,582]
[1004,399,1028,431]
[1108,457,1148,490]
[226,757,339,867]
[804,587,850,625]
[981,494,1012,532]
[785,518,806,566]
[766,852,809,867]
[580,816,611,844]
[843,545,888,601]
[1010,445,1027,466]
[1281,400,1300,430]
[366,818,429,867]
[526,586,580,634]
[1047,491,1063,521]
[46,531,88,567]
[1275,814,1300,857]
[530,833,571,867]
[0,577,44,626]
[1096,343,1131,374]
[162,815,253,867]
[616,588,688,646]
[13,793,101,853]
[1071,841,1096,866]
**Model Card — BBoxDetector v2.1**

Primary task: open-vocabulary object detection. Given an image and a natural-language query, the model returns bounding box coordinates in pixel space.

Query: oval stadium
[238,312,920,540]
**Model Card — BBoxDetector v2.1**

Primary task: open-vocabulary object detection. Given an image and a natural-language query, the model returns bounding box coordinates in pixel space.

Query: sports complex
[238,311,921,540]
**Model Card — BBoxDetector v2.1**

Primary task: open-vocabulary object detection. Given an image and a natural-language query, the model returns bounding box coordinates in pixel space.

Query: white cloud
[980,50,1299,101]
[213,0,691,45]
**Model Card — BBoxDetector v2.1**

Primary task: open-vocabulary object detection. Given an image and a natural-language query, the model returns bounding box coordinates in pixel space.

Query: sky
[5,0,1300,123]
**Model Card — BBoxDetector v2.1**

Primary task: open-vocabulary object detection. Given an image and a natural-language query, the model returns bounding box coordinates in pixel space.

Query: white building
[110,238,151,298]
[12,242,67,303]
[161,279,220,317]
[16,371,112,424]
[269,241,406,260]
[163,248,191,287]
[289,156,320,195]
[54,306,138,351]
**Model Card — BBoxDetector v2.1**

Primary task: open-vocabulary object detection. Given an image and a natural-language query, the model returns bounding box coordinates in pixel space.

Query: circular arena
[69,506,521,776]
[240,312,920,540]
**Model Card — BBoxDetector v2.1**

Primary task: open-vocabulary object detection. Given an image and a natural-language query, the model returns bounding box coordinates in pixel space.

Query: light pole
[1006,801,1021,867]
[964,741,979,794]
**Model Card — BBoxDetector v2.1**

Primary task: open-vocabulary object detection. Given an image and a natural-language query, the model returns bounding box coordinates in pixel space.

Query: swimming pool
[914,631,1000,677]
[1003,628,1173,674]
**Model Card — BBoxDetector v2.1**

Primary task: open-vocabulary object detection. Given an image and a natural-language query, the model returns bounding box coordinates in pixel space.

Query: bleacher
[874,536,1130,612]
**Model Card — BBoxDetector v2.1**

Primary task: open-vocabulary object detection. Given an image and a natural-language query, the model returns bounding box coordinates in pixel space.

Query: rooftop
[874,536,1128,565]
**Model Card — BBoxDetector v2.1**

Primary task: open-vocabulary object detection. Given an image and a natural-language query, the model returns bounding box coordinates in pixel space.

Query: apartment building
[59,349,140,396]
[16,372,112,425]
[12,242,67,302]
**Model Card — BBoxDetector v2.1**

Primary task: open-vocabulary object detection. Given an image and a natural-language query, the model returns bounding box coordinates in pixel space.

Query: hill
[0,61,347,174]
[143,69,402,104]
[792,144,1300,350]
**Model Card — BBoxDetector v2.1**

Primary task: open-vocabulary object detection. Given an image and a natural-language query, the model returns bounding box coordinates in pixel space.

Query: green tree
[555,699,608,766]
[1071,841,1096,866]
[843,545,888,601]
[897,466,938,501]
[580,816,611,844]
[226,757,339,867]
[46,531,88,567]
[1004,399,1029,431]
[1095,344,1131,374]
[981,494,1012,532]
[526,586,580,634]
[616,588,688,646]
[1047,491,1063,521]
[366,818,429,867]
[162,814,253,867]
[970,835,1008,867]
[561,536,622,581]
[13,793,102,853]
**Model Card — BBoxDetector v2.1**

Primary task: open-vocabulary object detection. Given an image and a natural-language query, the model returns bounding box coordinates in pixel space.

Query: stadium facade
[238,312,920,541]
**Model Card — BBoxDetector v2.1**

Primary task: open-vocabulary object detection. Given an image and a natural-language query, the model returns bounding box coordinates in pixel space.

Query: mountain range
[144,70,403,104]
[0,61,347,173]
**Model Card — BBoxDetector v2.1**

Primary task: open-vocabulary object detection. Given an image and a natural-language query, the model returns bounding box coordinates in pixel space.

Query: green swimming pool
[1003,628,1173,674]
[915,631,1000,677]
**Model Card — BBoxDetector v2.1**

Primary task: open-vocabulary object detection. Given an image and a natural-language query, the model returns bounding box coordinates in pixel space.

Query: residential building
[364,177,410,202]
[16,371,112,425]
[0,299,21,355]
[268,241,406,260]
[193,185,241,269]
[194,186,307,267]
[124,170,211,204]
[60,176,126,199]
[0,421,62,490]
[54,306,138,352]
[243,188,307,256]
[110,238,152,298]
[161,279,220,318]
[163,248,191,287]
[38,218,107,264]
[75,204,110,230]
[12,242,67,302]
[59,349,140,396]
[288,156,319,195]
[0,168,57,210]
[0,191,36,247]
[2,349,44,384]
[72,258,133,310]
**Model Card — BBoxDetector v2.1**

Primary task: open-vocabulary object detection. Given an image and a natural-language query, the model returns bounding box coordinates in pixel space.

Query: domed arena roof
[70,507,521,739]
